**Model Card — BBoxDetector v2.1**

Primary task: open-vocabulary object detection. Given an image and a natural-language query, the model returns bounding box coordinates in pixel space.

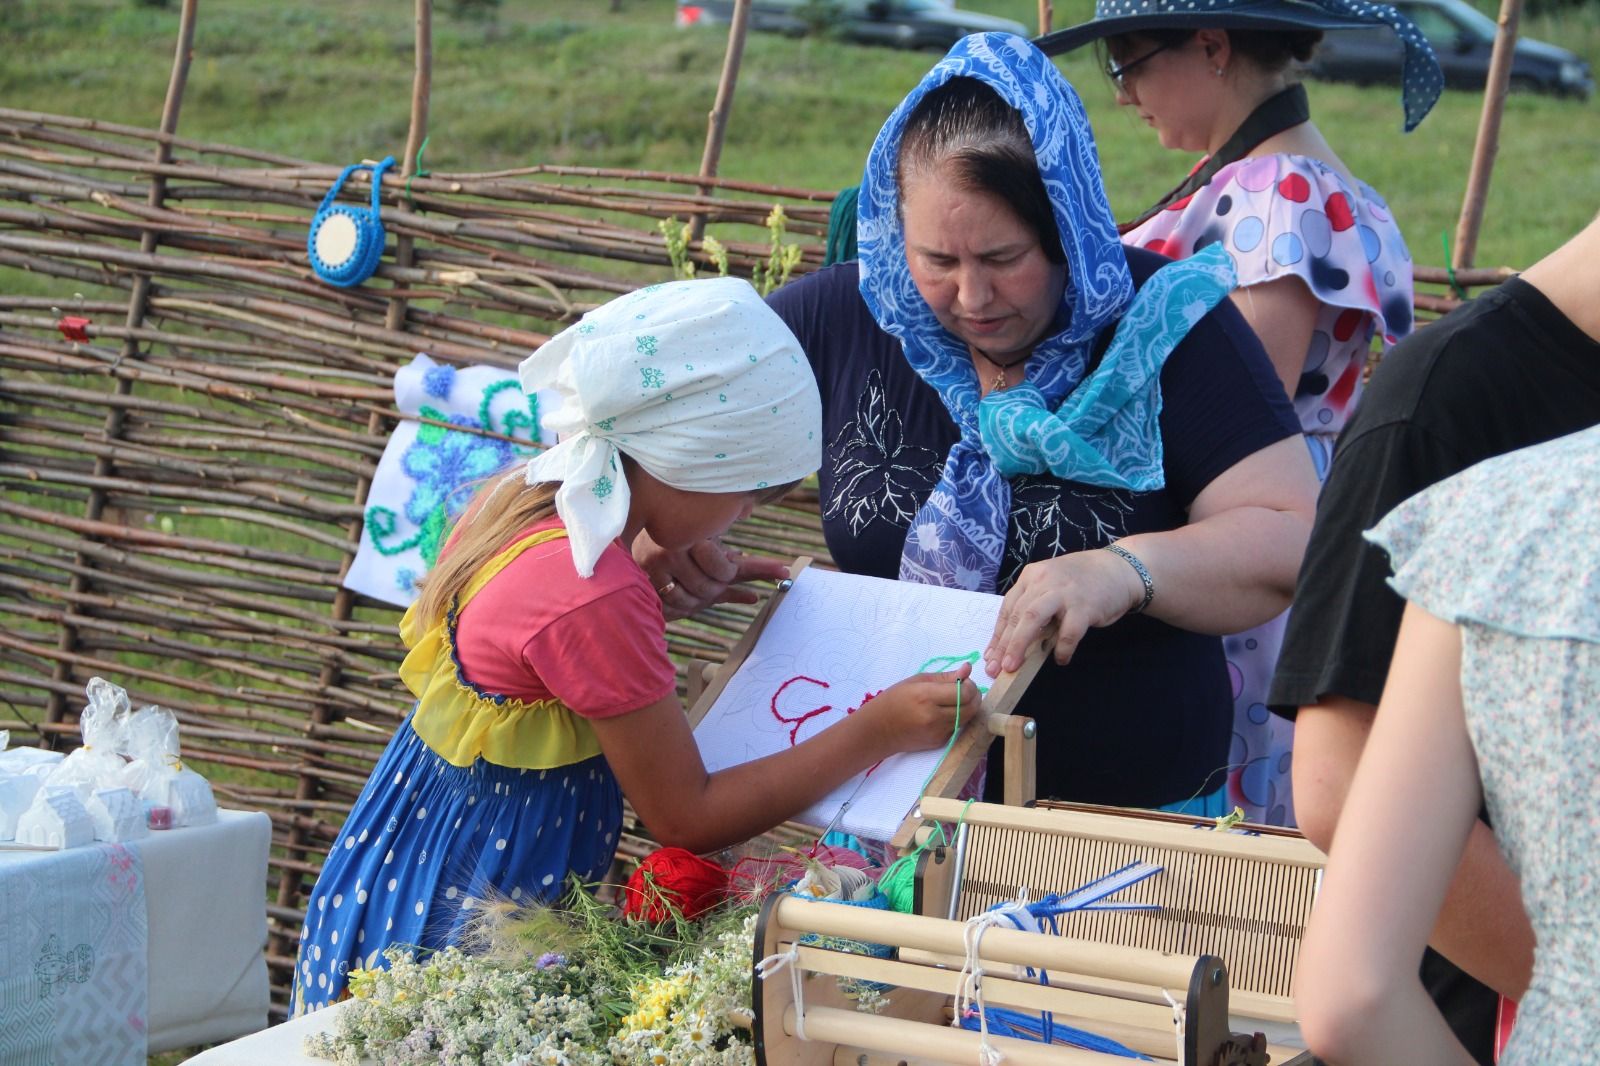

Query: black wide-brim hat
[1033,0,1445,131]
[1038,0,1395,55]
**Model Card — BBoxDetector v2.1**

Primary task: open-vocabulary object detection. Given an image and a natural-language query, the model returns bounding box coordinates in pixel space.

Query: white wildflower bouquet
[303,882,763,1066]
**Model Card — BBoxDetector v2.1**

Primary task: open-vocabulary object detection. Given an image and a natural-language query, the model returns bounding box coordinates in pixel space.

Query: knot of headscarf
[518,277,821,578]
[1294,0,1442,130]
[858,33,1235,591]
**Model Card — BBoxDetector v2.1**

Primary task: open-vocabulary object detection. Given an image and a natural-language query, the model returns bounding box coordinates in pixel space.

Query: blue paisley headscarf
[858,32,1238,592]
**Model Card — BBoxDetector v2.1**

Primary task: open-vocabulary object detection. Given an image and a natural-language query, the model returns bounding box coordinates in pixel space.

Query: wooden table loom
[750,799,1324,1065]
[684,558,1321,1063]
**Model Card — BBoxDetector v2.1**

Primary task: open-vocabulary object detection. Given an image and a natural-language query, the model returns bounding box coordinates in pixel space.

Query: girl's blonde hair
[412,467,558,625]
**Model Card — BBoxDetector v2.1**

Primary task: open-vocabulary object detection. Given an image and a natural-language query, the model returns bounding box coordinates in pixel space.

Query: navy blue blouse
[768,249,1298,807]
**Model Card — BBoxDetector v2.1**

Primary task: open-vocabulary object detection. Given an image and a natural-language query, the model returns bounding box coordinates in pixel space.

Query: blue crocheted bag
[307,156,395,288]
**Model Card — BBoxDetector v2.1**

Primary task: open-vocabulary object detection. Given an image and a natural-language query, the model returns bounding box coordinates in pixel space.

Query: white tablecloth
[181,1002,343,1066]
[0,808,271,1061]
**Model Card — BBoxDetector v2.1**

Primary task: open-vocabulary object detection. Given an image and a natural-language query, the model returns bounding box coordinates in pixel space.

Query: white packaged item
[0,747,64,777]
[47,676,131,798]
[87,787,148,843]
[123,706,216,827]
[16,787,95,850]
[0,773,43,841]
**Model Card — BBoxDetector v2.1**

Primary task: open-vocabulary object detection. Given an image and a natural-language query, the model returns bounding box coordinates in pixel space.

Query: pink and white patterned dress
[1124,152,1414,826]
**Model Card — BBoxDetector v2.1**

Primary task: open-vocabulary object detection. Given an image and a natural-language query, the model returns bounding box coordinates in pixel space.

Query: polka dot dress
[1125,152,1415,826]
[291,714,621,1015]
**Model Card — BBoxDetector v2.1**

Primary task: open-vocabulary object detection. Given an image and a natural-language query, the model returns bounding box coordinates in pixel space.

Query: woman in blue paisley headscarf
[639,33,1319,816]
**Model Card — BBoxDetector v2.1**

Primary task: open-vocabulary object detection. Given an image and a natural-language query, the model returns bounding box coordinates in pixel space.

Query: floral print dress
[1124,153,1414,825]
[1367,423,1600,1064]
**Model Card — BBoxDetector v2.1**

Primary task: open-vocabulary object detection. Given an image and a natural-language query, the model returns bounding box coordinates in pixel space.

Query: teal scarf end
[977,245,1238,492]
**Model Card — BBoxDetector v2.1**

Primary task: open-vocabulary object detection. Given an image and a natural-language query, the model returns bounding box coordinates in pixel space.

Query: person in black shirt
[1271,212,1600,1062]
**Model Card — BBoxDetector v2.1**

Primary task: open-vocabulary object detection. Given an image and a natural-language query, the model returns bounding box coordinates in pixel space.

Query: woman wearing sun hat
[1038,0,1443,830]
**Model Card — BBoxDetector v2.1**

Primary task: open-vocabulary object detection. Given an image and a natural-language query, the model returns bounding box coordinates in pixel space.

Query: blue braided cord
[956,1006,1153,1059]
[975,861,1166,1001]
[368,156,396,212]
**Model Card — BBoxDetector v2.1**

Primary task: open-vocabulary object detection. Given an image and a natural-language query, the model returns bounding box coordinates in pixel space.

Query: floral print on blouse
[1367,423,1600,1066]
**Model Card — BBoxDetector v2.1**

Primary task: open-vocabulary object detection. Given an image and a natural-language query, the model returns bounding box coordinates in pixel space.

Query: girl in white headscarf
[293,277,979,1015]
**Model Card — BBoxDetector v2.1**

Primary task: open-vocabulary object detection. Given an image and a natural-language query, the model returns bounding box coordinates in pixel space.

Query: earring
[1213,65,1225,77]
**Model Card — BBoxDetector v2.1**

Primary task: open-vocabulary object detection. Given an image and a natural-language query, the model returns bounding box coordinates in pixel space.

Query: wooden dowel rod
[794,1005,1156,1066]
[1453,0,1523,270]
[792,945,1180,1057]
[690,0,751,242]
[772,896,1198,989]
[916,797,1325,866]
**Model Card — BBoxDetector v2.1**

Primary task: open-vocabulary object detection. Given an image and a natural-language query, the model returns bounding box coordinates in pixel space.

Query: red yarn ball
[621,847,731,923]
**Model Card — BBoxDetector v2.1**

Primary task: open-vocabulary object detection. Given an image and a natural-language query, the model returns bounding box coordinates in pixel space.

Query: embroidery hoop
[307,155,396,288]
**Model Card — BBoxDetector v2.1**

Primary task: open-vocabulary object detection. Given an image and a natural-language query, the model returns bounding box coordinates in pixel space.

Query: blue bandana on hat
[858,32,1237,592]
[1037,0,1444,132]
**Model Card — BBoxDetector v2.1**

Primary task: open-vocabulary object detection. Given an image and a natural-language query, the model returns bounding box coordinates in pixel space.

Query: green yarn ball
[878,857,916,913]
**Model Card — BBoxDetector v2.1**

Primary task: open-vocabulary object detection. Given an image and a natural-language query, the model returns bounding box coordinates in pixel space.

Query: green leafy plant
[702,235,731,278]
[658,219,752,286]
[751,205,804,297]
[658,216,697,280]
[445,0,502,20]
[794,0,845,38]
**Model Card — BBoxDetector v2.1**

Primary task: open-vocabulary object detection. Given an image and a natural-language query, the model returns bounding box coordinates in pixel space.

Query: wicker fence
[0,105,840,1015]
[0,100,1520,1020]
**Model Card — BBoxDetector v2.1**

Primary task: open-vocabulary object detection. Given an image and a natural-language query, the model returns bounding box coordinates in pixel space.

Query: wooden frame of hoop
[683,556,1051,854]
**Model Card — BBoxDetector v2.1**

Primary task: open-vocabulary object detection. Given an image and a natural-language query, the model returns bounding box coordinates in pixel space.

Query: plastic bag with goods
[122,704,216,827]
[44,676,131,799]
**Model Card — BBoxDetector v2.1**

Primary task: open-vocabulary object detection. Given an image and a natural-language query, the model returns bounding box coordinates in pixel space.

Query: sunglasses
[1105,41,1178,90]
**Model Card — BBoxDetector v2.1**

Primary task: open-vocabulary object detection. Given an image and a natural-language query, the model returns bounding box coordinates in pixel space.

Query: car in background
[1305,0,1592,99]
[675,0,1031,52]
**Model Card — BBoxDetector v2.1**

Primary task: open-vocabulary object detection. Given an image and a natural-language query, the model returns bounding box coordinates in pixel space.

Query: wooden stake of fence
[268,0,436,964]
[1453,0,1523,270]
[1038,1,1053,36]
[44,0,199,731]
[387,0,433,338]
[690,0,752,242]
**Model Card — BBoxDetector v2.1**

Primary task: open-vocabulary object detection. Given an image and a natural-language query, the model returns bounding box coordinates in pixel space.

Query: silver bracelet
[1104,543,1154,614]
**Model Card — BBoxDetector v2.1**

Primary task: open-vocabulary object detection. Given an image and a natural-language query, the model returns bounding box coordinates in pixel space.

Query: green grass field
[4,0,1598,271]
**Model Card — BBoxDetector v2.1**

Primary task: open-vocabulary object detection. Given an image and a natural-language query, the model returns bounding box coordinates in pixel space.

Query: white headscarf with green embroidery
[519,276,822,578]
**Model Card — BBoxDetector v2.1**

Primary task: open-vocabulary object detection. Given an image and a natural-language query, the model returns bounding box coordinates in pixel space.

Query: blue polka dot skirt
[291,710,622,1015]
